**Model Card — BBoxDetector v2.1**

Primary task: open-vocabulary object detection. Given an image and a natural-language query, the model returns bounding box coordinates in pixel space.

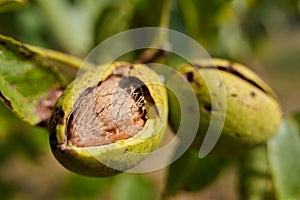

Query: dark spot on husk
[0,91,12,109]
[58,109,65,121]
[49,106,65,130]
[184,72,194,82]
[203,104,212,113]
[235,133,241,138]
[250,91,256,98]
[53,107,65,124]
[231,93,238,98]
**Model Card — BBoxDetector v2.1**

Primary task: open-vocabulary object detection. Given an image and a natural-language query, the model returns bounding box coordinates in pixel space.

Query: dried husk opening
[66,67,154,147]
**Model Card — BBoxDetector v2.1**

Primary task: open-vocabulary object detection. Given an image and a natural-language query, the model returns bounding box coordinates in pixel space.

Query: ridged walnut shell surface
[49,62,168,177]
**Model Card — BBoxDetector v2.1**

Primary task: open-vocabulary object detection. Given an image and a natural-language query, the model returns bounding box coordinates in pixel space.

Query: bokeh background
[0,0,299,199]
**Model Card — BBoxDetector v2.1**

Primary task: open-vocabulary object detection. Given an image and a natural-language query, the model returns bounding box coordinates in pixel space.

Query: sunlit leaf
[164,149,227,196]
[267,117,300,200]
[0,34,66,125]
[0,0,28,13]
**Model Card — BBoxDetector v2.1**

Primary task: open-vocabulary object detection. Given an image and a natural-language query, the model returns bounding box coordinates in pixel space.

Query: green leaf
[164,149,227,196]
[178,0,225,46]
[239,145,275,200]
[0,34,66,125]
[267,117,300,200]
[238,115,300,200]
[95,0,139,44]
[0,0,28,13]
[33,0,111,55]
[26,44,93,82]
[110,174,156,200]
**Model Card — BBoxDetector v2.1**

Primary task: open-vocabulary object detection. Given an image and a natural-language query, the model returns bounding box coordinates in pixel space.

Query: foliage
[0,0,300,199]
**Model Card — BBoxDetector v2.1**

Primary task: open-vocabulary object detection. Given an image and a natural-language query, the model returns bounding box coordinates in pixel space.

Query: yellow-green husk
[49,62,168,177]
[168,58,282,154]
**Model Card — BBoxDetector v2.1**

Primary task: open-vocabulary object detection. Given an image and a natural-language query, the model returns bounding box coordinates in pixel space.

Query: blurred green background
[0,0,299,199]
